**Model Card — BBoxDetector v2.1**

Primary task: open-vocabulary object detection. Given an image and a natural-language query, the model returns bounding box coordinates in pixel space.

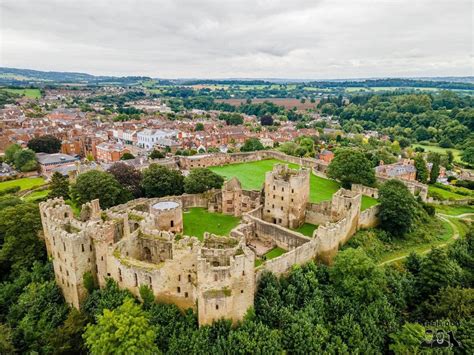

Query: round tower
[150,200,183,233]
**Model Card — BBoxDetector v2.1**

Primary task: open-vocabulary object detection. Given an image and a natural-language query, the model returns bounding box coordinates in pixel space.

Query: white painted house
[137,129,179,149]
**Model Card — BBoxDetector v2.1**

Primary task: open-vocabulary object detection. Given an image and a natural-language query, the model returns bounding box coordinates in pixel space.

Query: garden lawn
[293,223,318,237]
[1,88,41,99]
[183,207,240,240]
[0,177,45,191]
[412,144,462,162]
[210,159,377,210]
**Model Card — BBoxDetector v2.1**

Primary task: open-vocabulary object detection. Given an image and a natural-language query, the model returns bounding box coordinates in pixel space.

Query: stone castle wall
[358,205,380,229]
[351,184,379,199]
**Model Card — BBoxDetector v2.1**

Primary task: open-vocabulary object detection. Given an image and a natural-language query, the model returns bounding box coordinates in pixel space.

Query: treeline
[307,78,474,90]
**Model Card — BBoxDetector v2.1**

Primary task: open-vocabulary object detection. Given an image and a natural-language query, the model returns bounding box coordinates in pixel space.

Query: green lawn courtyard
[182,207,241,240]
[209,159,378,210]
[293,223,318,237]
[255,246,287,267]
[0,177,46,191]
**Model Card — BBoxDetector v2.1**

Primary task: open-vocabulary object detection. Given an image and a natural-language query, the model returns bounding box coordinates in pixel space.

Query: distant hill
[1,67,472,90]
[0,67,153,86]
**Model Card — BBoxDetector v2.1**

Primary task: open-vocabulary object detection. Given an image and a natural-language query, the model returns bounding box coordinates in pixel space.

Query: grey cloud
[0,0,472,78]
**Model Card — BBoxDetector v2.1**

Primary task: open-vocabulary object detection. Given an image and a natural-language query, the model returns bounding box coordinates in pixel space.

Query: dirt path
[378,213,464,266]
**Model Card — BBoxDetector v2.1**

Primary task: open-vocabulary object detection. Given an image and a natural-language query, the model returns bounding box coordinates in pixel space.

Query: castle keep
[40,163,380,326]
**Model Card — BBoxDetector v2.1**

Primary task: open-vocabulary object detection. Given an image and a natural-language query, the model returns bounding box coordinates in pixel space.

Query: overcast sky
[1,0,472,79]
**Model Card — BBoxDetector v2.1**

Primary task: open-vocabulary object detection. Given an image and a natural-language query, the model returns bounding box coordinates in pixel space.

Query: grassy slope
[1,88,41,99]
[183,207,240,240]
[428,185,469,200]
[210,159,377,209]
[23,189,50,202]
[0,177,45,191]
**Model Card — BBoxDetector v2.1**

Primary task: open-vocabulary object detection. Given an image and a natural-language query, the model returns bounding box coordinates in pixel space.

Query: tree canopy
[72,170,131,209]
[27,135,62,154]
[327,149,376,188]
[141,164,184,198]
[378,179,419,236]
[184,168,224,194]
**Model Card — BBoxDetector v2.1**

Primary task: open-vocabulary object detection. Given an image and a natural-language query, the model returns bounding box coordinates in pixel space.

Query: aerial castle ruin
[40,164,379,325]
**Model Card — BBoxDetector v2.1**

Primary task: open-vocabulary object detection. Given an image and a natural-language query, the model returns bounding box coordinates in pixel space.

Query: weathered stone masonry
[40,163,380,326]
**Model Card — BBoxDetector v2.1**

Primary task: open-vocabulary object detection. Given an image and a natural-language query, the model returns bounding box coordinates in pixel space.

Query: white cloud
[0,0,472,78]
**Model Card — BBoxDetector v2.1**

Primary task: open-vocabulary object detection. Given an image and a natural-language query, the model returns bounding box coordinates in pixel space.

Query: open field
[345,87,442,93]
[209,159,378,209]
[0,88,41,99]
[0,177,45,191]
[411,144,462,162]
[183,207,240,240]
[215,98,319,110]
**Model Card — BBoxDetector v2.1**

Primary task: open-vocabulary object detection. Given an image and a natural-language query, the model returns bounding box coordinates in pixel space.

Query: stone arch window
[292,189,294,193]
[273,185,275,190]
[178,275,181,281]
[185,292,188,298]
[282,187,284,192]
[242,271,245,276]
[134,273,138,287]
[143,247,152,262]
[64,212,68,218]
[53,236,55,246]
[148,276,152,284]
[170,220,174,227]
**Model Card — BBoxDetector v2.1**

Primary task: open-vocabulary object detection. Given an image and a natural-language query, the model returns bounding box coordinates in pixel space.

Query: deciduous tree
[184,168,224,194]
[141,164,184,197]
[327,149,376,188]
[83,298,159,355]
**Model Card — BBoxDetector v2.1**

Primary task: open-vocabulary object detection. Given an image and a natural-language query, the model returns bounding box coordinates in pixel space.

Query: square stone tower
[263,164,310,228]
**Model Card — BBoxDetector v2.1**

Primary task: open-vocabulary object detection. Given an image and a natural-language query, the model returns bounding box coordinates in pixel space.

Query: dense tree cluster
[4,144,38,172]
[27,135,62,154]
[327,149,376,188]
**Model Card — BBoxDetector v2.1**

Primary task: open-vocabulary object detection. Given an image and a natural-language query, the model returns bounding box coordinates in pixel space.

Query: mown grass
[1,88,41,99]
[255,246,287,267]
[183,207,240,240]
[0,177,46,191]
[209,158,377,210]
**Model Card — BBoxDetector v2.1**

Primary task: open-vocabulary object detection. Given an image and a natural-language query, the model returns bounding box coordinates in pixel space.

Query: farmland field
[215,98,319,110]
[209,159,378,209]
[411,144,462,162]
[0,177,46,191]
[0,88,41,99]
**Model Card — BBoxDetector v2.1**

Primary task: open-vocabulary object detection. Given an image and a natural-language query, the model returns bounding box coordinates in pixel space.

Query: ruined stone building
[40,164,380,326]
